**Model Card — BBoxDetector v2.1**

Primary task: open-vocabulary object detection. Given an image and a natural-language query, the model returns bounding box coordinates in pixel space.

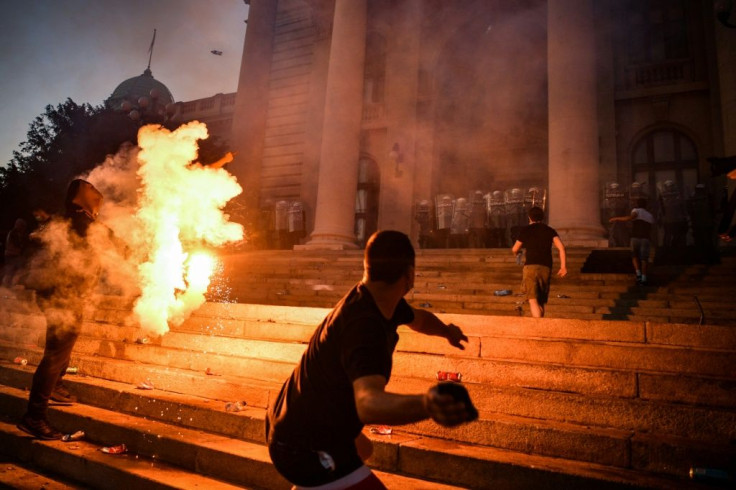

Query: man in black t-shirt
[511,207,567,318]
[267,230,477,489]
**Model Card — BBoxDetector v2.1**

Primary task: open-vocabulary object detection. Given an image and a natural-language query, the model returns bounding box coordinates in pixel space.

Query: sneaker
[17,414,63,440]
[50,384,77,404]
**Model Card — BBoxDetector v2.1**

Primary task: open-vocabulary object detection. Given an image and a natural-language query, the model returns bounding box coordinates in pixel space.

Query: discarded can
[135,337,149,344]
[418,302,433,308]
[136,379,154,390]
[205,367,221,376]
[556,294,570,299]
[689,467,732,483]
[62,430,85,442]
[494,290,512,296]
[437,371,462,382]
[101,444,127,454]
[225,401,247,412]
[66,367,78,374]
[369,425,393,435]
[13,357,28,366]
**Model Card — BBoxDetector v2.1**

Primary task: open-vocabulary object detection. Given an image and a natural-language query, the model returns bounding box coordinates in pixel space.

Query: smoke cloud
[18,121,244,338]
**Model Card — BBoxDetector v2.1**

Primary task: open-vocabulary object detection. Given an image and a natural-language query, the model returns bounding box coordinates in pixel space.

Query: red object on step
[436,371,462,382]
[101,444,127,454]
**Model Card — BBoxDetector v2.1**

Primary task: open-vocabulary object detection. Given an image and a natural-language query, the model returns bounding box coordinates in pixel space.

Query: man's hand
[446,323,468,350]
[425,383,478,427]
[557,266,567,278]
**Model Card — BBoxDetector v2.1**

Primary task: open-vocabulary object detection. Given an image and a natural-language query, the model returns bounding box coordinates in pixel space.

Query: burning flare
[132,122,243,335]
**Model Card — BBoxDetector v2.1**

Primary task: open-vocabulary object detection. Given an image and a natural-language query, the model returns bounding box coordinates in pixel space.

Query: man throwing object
[267,230,478,489]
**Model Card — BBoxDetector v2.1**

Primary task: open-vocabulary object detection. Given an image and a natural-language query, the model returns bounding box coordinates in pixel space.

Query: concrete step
[3,279,736,488]
[0,385,469,490]
[0,418,250,490]
[0,370,707,490]
[0,462,79,490]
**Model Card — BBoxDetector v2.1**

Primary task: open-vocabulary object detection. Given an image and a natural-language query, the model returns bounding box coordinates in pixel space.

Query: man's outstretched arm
[407,308,468,350]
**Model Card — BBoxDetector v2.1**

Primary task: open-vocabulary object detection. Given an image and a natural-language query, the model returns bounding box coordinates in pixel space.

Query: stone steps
[0,368,704,490]
[1,293,735,487]
[1,246,735,488]
[211,249,736,325]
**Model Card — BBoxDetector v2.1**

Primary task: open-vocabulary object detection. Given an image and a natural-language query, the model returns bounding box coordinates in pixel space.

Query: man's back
[518,222,558,268]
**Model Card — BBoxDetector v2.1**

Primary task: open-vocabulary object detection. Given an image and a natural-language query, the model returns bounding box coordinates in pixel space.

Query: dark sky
[0,0,249,166]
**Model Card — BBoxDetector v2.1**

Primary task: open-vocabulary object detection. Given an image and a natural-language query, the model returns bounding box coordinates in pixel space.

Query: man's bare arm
[553,236,567,277]
[353,375,473,427]
[407,308,468,350]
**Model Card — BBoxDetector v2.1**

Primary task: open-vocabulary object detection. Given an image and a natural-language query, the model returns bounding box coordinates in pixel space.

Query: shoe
[17,414,63,440]
[50,384,77,404]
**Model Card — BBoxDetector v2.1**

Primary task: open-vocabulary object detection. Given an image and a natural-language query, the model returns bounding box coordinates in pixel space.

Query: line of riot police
[258,200,307,250]
[414,187,547,249]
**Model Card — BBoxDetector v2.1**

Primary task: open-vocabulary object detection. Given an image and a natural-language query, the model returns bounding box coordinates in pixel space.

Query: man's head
[364,230,415,284]
[635,198,648,209]
[528,206,544,223]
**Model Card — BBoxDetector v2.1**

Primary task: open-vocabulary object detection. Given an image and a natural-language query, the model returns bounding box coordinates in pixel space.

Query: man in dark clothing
[267,230,477,489]
[17,179,103,440]
[511,207,567,318]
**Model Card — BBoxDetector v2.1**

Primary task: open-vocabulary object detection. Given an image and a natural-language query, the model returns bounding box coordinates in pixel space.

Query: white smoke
[64,121,244,336]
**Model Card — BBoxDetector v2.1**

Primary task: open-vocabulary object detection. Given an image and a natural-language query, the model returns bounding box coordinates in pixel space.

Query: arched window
[631,128,699,203]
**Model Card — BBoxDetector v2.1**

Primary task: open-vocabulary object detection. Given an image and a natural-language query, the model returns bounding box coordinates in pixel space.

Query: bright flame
[186,252,215,291]
[132,122,243,336]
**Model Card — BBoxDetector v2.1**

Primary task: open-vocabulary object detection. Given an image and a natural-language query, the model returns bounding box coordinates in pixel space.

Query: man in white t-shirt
[610,198,655,285]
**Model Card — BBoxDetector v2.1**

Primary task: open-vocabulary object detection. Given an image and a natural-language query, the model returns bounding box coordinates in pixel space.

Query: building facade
[228,0,736,249]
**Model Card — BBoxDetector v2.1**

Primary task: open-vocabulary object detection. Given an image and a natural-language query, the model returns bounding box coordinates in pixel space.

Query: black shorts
[268,438,363,487]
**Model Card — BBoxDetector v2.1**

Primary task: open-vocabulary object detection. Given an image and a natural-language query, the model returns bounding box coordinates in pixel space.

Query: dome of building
[107,68,175,116]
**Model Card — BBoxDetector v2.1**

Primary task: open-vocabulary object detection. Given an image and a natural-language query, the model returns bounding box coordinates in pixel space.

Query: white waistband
[293,465,372,490]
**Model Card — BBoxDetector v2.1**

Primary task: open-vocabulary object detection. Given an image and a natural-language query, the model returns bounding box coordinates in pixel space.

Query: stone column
[229,0,278,221]
[304,0,367,249]
[548,0,606,244]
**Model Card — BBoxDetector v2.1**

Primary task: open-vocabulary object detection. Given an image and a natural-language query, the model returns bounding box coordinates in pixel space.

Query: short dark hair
[528,206,545,223]
[635,198,648,208]
[364,230,415,284]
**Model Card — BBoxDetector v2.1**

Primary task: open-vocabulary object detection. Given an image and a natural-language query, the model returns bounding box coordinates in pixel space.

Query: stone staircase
[216,248,736,326]
[0,247,735,489]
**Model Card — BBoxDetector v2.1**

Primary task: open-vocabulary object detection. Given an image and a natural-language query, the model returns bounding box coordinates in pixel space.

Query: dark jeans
[27,323,80,419]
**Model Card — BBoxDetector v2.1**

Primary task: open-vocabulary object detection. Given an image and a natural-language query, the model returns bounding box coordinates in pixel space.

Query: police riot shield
[657,180,688,248]
[488,190,508,248]
[602,182,629,247]
[505,188,526,243]
[435,194,454,230]
[468,190,486,248]
[524,186,547,212]
[450,197,469,248]
[287,201,306,246]
[434,194,454,248]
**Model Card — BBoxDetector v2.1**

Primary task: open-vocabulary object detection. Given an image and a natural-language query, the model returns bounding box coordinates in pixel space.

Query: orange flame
[132,122,243,335]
